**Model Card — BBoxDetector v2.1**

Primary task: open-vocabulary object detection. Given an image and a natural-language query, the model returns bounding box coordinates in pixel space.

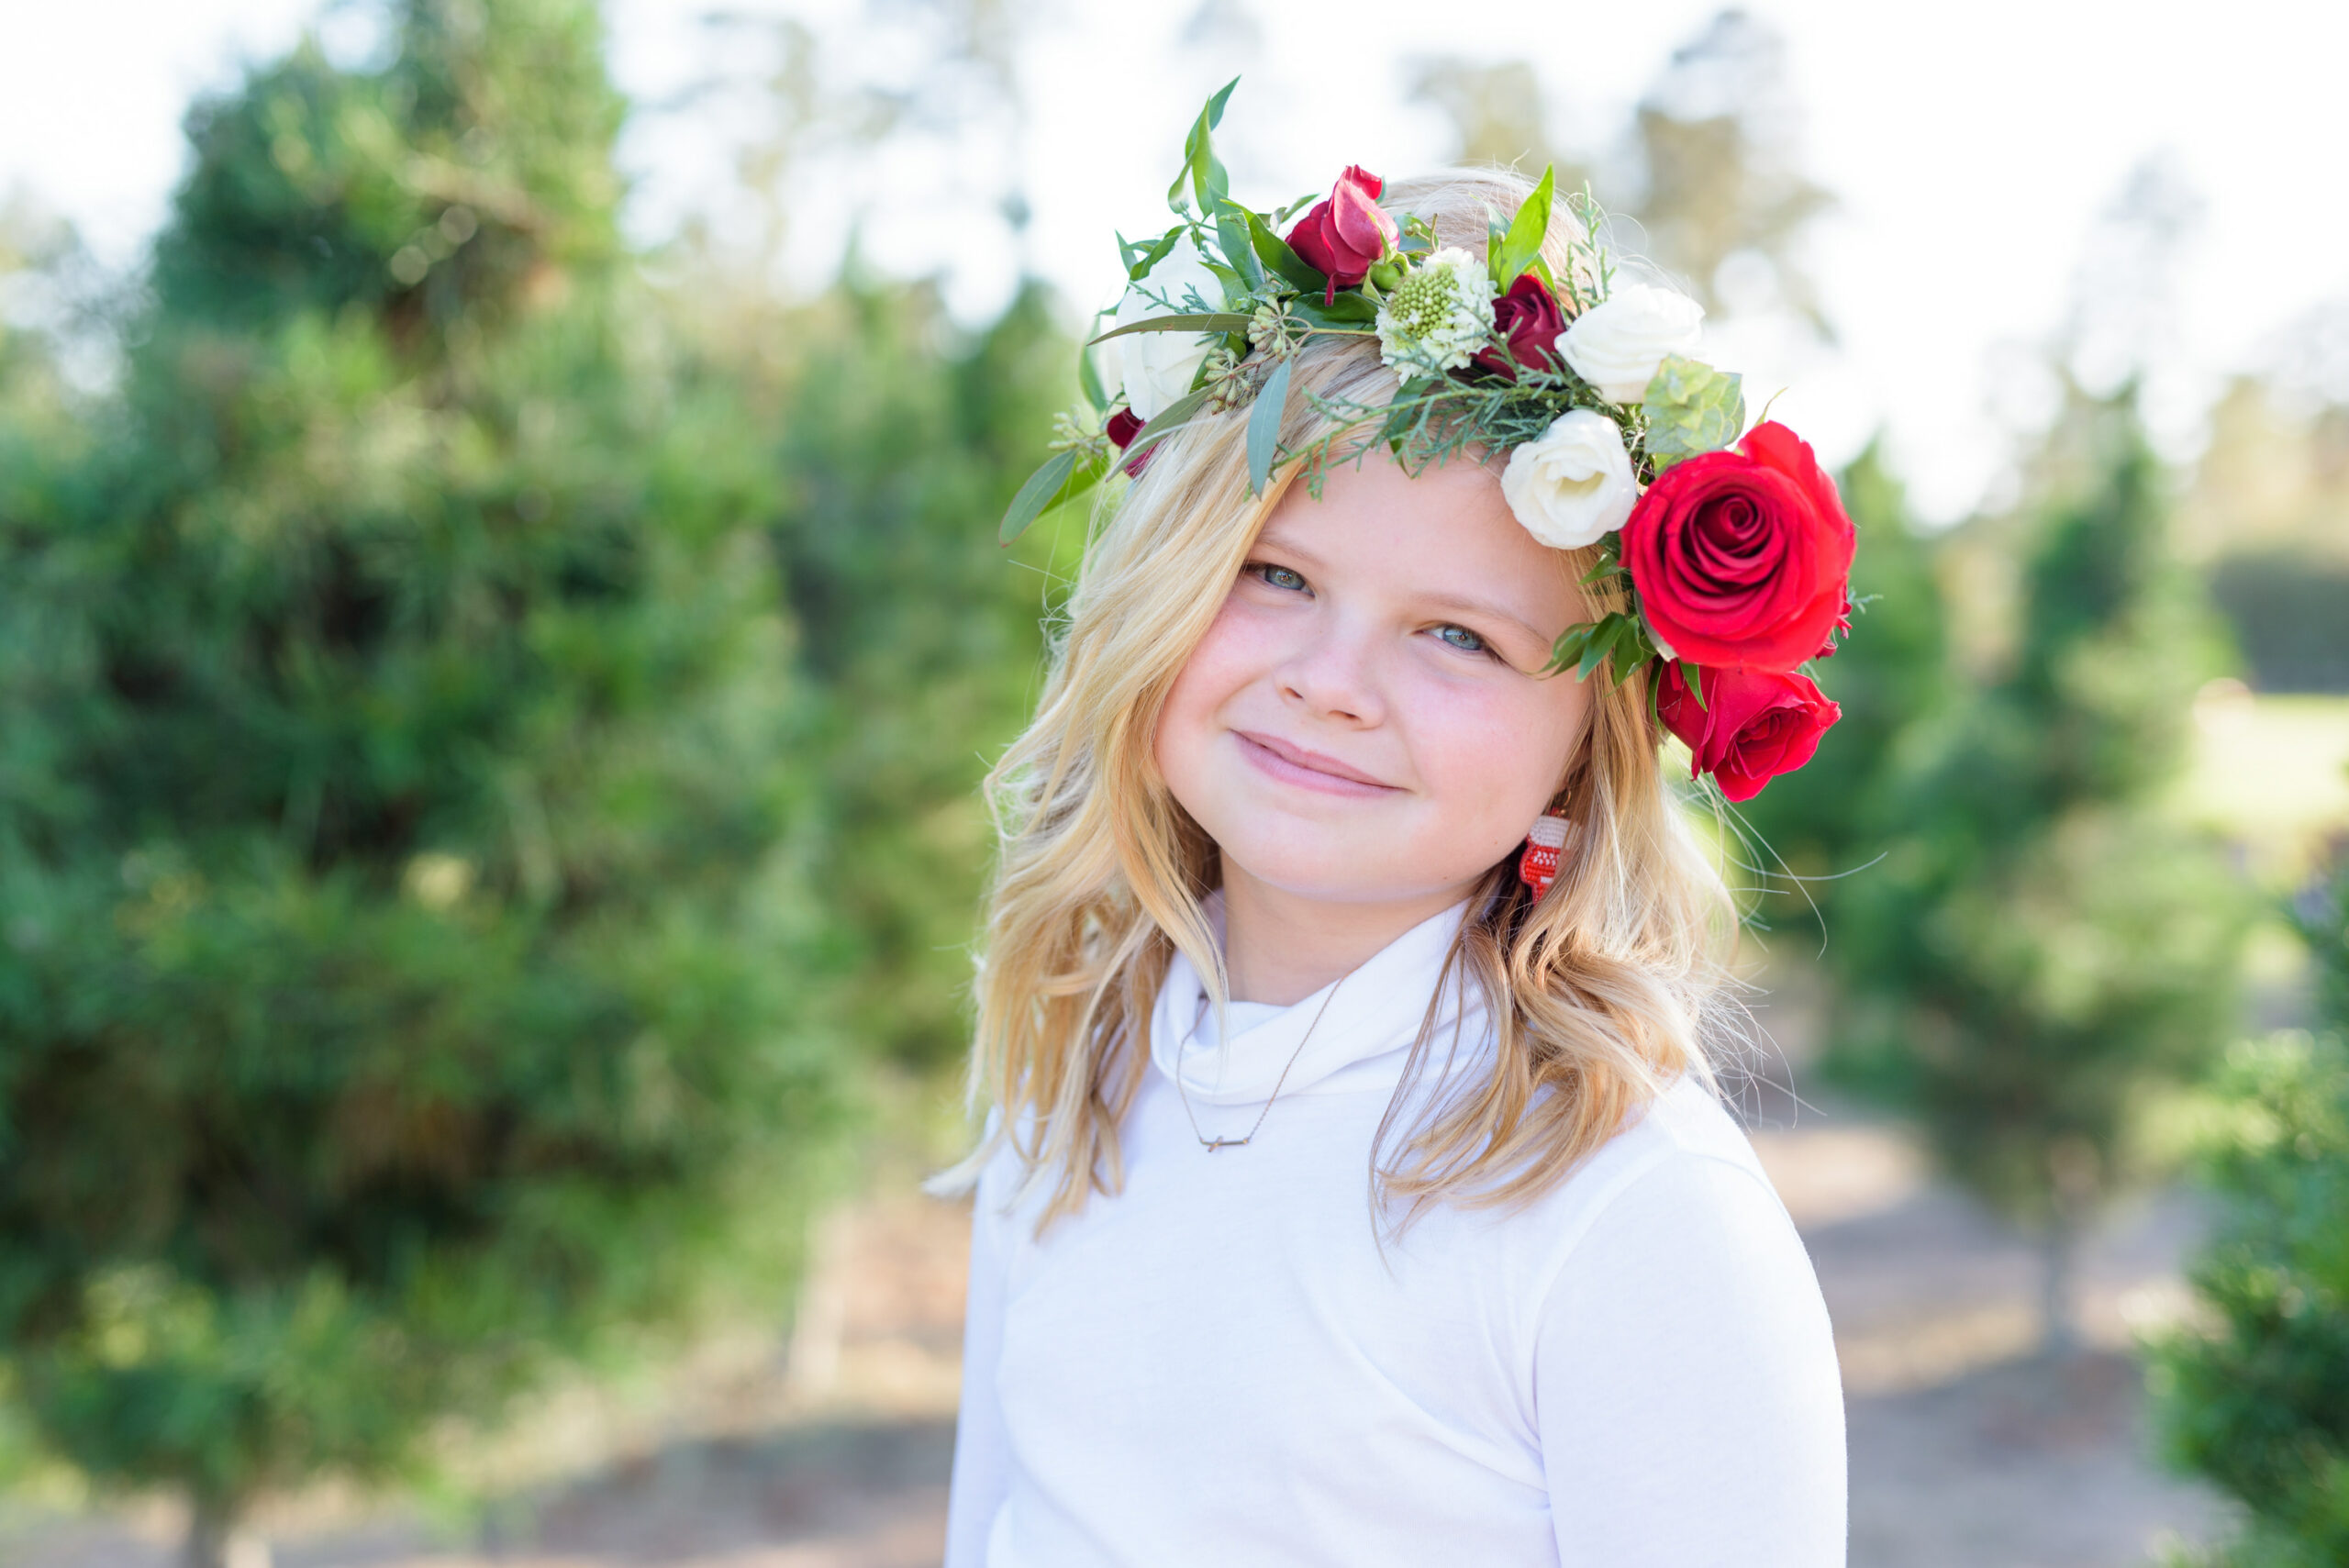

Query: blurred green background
[0,3,2343,1566]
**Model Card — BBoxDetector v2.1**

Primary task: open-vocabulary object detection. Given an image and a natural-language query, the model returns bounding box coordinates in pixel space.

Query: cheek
[1152,594,1257,781]
[1401,665,1589,824]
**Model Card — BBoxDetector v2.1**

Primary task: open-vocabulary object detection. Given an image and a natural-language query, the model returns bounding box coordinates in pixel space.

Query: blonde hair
[939,169,1740,1229]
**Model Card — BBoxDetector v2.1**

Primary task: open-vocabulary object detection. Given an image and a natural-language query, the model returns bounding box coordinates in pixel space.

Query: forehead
[1255,450,1575,615]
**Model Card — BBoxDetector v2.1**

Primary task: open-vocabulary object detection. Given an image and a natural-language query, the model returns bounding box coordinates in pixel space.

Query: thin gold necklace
[1170,973,1348,1152]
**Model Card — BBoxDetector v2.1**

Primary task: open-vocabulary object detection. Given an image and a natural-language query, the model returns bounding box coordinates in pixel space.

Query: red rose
[1474,272,1568,381]
[1105,406,1152,478]
[1620,420,1855,672]
[1656,662,1841,803]
[1816,590,1854,659]
[1285,165,1397,304]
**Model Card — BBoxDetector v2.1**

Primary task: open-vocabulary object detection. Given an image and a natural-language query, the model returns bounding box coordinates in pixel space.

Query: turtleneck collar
[1149,887,1487,1106]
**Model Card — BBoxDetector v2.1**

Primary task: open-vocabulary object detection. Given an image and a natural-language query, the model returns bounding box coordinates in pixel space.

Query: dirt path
[4,1093,2240,1568]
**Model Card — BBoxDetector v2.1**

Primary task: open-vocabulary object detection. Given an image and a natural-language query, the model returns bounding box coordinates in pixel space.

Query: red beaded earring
[1517,806,1578,898]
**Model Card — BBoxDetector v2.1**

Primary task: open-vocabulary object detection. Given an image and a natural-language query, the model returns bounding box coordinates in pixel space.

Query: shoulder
[1520,1071,1817,1326]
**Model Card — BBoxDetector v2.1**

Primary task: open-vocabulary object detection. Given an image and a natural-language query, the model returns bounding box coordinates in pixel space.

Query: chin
[1214,832,1460,907]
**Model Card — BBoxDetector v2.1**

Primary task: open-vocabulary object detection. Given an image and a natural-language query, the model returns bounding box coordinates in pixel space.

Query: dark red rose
[1105,406,1152,478]
[1285,165,1397,304]
[1656,662,1841,803]
[1474,272,1568,381]
[1620,420,1856,672]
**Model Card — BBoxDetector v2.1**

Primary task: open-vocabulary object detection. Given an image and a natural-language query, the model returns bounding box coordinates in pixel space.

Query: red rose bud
[1475,272,1568,382]
[1656,662,1841,803]
[1105,406,1152,478]
[1286,165,1397,304]
[1620,420,1856,673]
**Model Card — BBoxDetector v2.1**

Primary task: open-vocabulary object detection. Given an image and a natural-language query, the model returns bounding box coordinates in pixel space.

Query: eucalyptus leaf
[1121,387,1214,467]
[997,449,1083,546]
[1642,353,1746,471]
[1246,355,1294,495]
[1087,312,1252,345]
[1076,317,1111,413]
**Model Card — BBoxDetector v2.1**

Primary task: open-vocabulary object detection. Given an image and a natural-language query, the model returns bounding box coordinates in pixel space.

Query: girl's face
[1155,450,1595,910]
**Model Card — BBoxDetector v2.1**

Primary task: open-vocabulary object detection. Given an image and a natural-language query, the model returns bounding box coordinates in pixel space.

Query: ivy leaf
[1494,165,1554,290]
[1642,353,1746,472]
[1246,355,1294,496]
[1170,77,1240,215]
[1088,312,1252,345]
[998,450,1094,546]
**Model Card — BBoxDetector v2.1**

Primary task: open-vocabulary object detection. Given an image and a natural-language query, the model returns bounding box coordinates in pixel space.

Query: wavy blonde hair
[938,170,1742,1229]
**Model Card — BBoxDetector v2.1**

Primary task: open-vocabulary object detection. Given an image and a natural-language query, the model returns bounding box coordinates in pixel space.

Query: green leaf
[1171,76,1240,214]
[1077,315,1111,413]
[1121,227,1181,283]
[1642,353,1746,472]
[998,449,1084,546]
[1215,208,1264,292]
[1495,165,1554,289]
[1241,206,1323,294]
[1290,293,1377,328]
[1246,355,1294,495]
[1682,661,1706,710]
[1088,312,1252,345]
[1122,387,1214,467]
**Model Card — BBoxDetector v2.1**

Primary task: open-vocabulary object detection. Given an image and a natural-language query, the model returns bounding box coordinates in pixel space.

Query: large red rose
[1285,165,1397,304]
[1656,662,1841,803]
[1473,272,1568,382]
[1620,420,1855,672]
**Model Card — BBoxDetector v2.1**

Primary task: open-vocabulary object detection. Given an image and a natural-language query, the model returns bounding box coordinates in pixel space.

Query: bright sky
[5,0,2344,522]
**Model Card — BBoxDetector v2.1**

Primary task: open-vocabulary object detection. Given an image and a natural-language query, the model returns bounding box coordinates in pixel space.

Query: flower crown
[1001,80,1854,803]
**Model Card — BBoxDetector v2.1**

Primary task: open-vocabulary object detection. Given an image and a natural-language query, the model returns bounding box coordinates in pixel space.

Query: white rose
[1114,234,1224,422]
[1500,409,1639,550]
[1558,284,1705,405]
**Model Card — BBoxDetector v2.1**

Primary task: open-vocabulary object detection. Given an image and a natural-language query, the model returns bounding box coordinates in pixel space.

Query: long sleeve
[943,1153,1013,1568]
[1533,1151,1847,1566]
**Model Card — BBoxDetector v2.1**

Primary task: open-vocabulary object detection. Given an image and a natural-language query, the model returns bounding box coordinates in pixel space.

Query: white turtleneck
[944,894,1847,1566]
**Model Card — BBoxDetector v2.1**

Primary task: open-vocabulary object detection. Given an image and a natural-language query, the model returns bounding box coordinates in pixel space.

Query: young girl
[940,94,1851,1566]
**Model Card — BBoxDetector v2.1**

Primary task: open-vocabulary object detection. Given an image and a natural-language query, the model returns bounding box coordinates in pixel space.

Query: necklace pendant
[1203,1134,1249,1152]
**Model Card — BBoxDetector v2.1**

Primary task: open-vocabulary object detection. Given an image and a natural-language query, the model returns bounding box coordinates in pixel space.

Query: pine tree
[1735,440,1953,916]
[0,4,842,1560]
[2146,847,2349,1567]
[1826,386,2248,1356]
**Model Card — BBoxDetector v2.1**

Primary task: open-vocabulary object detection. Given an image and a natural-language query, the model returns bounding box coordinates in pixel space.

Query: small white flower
[1500,409,1639,550]
[1558,283,1705,405]
[1374,246,1497,374]
[1114,234,1225,422]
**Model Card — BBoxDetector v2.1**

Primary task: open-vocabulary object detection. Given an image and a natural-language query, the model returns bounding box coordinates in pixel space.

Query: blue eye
[1249,563,1308,592]
[1435,624,1489,654]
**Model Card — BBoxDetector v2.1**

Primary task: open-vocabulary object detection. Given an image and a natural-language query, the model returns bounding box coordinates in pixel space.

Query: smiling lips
[1233,730,1398,796]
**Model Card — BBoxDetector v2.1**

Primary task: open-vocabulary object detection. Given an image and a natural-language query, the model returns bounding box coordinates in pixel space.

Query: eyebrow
[1252,529,1554,650]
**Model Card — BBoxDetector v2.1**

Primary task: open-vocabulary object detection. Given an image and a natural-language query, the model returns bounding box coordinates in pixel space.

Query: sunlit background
[1,2,2345,1566]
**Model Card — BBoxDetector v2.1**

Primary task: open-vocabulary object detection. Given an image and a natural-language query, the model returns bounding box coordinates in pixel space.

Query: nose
[1274,614,1386,727]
